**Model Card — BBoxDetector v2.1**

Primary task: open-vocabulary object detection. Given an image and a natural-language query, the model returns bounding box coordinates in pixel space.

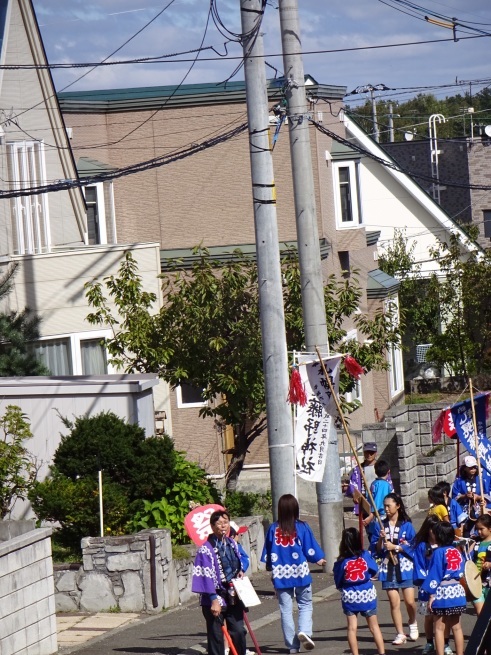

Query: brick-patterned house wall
[468,141,491,247]
[61,89,395,473]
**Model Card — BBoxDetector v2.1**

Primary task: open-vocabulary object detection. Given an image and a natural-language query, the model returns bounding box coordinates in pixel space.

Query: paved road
[58,555,480,655]
[56,510,483,655]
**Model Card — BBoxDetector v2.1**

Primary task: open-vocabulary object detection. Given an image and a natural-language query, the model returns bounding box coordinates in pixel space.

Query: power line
[0,121,248,199]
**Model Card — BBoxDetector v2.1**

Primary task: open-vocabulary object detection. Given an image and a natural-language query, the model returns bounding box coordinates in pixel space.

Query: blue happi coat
[413,540,438,602]
[333,550,378,613]
[370,519,415,583]
[261,520,324,589]
[421,545,466,611]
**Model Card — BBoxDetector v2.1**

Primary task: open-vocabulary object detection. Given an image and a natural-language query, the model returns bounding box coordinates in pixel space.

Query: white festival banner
[295,356,342,482]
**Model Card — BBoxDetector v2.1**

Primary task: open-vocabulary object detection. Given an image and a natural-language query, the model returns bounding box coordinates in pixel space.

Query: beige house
[0,0,161,403]
[57,77,405,477]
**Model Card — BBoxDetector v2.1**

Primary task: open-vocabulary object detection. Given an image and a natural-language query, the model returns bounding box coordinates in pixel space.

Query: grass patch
[51,537,82,563]
[172,544,192,560]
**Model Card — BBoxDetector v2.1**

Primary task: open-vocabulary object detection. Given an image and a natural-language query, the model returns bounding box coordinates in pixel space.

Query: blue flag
[450,393,491,474]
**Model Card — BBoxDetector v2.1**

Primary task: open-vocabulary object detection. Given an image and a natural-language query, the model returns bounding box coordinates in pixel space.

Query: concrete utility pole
[278,0,343,567]
[240,0,295,518]
[370,87,380,143]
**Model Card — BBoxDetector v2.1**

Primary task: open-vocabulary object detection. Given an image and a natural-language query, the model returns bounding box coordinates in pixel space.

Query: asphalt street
[58,511,481,655]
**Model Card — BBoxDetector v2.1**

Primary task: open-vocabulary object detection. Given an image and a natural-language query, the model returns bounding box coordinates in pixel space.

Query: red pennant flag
[443,408,457,438]
[344,355,365,380]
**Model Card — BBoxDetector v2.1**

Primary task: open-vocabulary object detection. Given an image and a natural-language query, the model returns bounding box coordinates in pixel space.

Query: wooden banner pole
[469,378,486,513]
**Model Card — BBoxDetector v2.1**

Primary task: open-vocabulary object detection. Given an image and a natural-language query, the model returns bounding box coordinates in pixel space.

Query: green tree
[0,263,49,376]
[379,229,491,378]
[85,249,401,488]
[0,405,37,518]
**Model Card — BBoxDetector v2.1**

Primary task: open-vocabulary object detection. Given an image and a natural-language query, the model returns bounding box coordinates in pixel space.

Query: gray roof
[367,269,400,299]
[77,156,116,177]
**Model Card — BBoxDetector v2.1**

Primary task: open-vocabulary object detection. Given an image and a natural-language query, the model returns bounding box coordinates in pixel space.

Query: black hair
[460,464,477,481]
[338,527,363,560]
[210,510,230,526]
[432,521,455,547]
[277,494,300,537]
[433,480,451,497]
[428,486,447,508]
[415,514,441,545]
[375,459,390,478]
[383,492,412,523]
[475,514,491,530]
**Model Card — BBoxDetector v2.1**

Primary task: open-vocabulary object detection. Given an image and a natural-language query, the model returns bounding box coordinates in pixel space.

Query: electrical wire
[0,121,248,199]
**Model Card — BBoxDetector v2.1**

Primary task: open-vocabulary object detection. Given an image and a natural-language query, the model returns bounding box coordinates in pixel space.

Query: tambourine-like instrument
[460,560,482,601]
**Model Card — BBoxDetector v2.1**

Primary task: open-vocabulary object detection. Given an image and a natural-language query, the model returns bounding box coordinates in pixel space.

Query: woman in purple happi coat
[192,509,246,655]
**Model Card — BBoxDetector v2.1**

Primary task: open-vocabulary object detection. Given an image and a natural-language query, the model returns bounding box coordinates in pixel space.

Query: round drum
[459,560,482,601]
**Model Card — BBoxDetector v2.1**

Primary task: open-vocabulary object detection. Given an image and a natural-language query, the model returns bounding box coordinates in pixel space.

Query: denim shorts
[344,608,377,618]
[382,579,413,590]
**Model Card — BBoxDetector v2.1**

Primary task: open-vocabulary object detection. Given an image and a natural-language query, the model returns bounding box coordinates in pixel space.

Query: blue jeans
[276,585,313,650]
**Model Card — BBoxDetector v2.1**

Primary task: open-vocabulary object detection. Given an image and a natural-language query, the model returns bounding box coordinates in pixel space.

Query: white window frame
[7,140,51,254]
[386,296,404,397]
[332,161,361,229]
[83,183,108,245]
[343,329,362,404]
[33,329,114,375]
[176,382,207,409]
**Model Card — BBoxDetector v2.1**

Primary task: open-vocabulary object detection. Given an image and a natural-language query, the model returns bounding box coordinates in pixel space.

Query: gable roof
[342,112,483,256]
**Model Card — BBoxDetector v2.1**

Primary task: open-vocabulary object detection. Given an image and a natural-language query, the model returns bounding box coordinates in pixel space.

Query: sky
[32,0,491,108]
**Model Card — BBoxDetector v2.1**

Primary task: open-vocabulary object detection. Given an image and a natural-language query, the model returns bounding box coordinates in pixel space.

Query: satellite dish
[484,125,491,137]
[404,131,414,141]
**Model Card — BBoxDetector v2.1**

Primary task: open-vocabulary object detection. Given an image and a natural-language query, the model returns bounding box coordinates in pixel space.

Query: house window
[33,338,72,375]
[484,210,491,239]
[84,184,108,245]
[176,381,206,408]
[32,330,111,376]
[343,330,362,404]
[81,338,107,375]
[386,297,404,397]
[333,161,361,228]
[7,141,50,254]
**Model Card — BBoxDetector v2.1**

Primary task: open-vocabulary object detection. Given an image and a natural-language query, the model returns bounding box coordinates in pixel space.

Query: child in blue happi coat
[421,522,466,655]
[334,527,386,655]
[364,460,393,535]
[370,493,418,645]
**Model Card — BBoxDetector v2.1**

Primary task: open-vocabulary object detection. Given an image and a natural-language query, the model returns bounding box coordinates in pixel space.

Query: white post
[99,470,104,537]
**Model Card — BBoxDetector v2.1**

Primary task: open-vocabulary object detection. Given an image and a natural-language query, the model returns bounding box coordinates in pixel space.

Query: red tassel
[432,410,445,443]
[344,355,365,380]
[288,366,307,406]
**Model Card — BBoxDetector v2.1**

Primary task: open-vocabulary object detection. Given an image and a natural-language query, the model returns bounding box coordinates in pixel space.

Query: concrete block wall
[361,402,461,512]
[0,527,57,655]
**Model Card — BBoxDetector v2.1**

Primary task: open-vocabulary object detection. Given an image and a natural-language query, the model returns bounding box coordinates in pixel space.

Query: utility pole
[240,0,295,518]
[370,87,380,142]
[388,103,395,143]
[278,0,343,568]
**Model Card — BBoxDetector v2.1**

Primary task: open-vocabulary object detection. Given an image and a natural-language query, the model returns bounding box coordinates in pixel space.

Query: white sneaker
[409,623,419,641]
[298,633,315,651]
[444,645,453,655]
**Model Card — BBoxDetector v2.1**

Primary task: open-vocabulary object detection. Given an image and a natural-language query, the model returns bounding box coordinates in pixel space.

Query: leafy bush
[0,405,37,518]
[53,412,176,501]
[130,450,218,543]
[31,411,221,549]
[224,489,272,521]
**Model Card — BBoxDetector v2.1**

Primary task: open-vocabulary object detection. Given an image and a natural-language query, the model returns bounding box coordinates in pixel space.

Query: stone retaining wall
[0,527,57,655]
[361,402,486,511]
[54,516,265,613]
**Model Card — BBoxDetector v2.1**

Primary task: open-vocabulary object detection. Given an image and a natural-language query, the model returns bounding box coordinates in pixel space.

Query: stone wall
[362,402,460,512]
[54,516,265,613]
[0,526,57,655]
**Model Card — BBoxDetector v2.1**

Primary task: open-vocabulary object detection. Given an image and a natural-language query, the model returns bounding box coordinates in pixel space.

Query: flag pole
[314,347,391,543]
[469,378,486,513]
